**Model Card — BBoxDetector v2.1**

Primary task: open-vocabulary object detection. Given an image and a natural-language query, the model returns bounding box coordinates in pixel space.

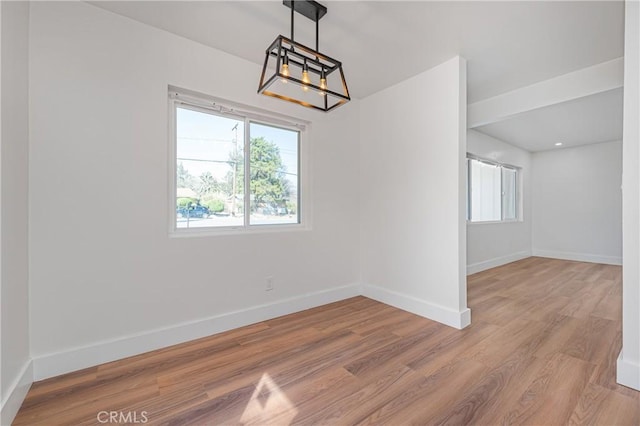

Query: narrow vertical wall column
[456,57,468,314]
[0,0,4,408]
[618,0,640,391]
[0,1,32,423]
[359,56,469,329]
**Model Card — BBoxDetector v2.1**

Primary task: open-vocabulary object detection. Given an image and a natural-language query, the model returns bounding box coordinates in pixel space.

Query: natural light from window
[467,157,519,222]
[240,373,298,424]
[174,103,300,231]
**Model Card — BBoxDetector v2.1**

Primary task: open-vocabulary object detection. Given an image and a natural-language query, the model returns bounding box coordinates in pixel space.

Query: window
[170,91,303,233]
[467,156,519,222]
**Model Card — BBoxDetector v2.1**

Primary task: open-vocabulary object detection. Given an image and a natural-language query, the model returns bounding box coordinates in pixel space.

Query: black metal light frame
[258,0,351,112]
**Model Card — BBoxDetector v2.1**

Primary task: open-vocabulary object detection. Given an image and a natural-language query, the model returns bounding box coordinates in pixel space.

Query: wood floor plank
[497,352,595,425]
[388,312,447,337]
[471,355,549,426]
[521,293,573,323]
[13,258,638,425]
[344,325,446,377]
[162,383,255,425]
[407,321,500,375]
[569,382,640,426]
[198,329,360,400]
[358,358,490,425]
[347,307,419,337]
[590,327,640,399]
[16,368,159,423]
[430,352,541,425]
[532,313,583,360]
[266,329,402,393]
[310,303,395,334]
[560,279,613,319]
[467,317,547,367]
[15,379,160,426]
[260,367,357,426]
[118,383,209,426]
[291,362,417,425]
[155,326,326,389]
[400,324,500,374]
[562,316,619,363]
[591,284,622,321]
[467,295,517,326]
[21,366,98,402]
[96,322,270,380]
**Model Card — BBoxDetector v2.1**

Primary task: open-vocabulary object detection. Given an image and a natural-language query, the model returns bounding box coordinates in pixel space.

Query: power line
[178,137,235,143]
[177,157,234,164]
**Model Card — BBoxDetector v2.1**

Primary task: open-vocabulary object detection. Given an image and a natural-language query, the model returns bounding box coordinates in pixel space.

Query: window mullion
[500,166,505,221]
[244,118,251,227]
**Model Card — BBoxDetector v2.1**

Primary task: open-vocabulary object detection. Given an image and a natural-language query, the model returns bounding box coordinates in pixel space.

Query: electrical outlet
[266,276,274,291]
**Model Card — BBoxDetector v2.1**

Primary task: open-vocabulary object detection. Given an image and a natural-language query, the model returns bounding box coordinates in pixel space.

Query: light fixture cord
[315,6,320,62]
[291,0,295,43]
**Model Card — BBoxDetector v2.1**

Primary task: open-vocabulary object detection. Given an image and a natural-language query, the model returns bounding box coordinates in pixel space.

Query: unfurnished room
[1,1,639,425]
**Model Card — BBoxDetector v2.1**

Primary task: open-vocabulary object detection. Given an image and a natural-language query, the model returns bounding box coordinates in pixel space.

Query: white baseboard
[467,251,531,275]
[32,284,361,381]
[361,284,471,329]
[532,249,622,266]
[617,350,640,391]
[32,282,473,382]
[0,359,33,425]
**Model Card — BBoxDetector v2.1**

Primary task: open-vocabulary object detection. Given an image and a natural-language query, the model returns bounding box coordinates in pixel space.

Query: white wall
[466,130,532,274]
[359,57,469,329]
[619,0,640,391]
[0,1,31,424]
[532,141,622,265]
[28,2,361,380]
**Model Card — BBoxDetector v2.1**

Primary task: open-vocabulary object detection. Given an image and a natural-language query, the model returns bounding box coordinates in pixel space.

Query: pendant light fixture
[257,0,351,112]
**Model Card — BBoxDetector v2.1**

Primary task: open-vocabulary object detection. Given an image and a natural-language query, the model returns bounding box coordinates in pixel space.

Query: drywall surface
[532,141,622,265]
[359,56,469,328]
[29,2,361,378]
[466,130,532,274]
[0,1,31,423]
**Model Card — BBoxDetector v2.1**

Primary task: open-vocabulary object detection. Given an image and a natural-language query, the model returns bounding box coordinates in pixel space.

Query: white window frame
[168,88,310,237]
[467,155,521,224]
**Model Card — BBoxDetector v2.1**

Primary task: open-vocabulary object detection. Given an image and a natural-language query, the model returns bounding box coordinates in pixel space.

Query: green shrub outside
[204,198,225,213]
[177,197,197,208]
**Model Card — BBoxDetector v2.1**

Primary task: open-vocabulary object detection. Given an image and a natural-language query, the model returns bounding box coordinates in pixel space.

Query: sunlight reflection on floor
[240,373,299,425]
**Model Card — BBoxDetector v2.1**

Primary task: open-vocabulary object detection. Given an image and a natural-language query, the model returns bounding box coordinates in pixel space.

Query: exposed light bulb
[301,61,310,92]
[281,64,290,82]
[280,54,290,83]
[319,69,327,96]
[301,72,310,91]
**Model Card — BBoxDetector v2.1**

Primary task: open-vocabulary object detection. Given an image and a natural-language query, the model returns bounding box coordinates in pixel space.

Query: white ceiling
[90,1,624,102]
[89,1,625,152]
[474,88,624,152]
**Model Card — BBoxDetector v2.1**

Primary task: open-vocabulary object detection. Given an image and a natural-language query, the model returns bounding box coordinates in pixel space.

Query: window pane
[176,107,244,228]
[502,167,517,220]
[469,159,501,222]
[248,122,299,226]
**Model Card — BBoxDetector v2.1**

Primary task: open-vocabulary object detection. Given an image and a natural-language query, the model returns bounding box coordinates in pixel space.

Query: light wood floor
[14,257,639,425]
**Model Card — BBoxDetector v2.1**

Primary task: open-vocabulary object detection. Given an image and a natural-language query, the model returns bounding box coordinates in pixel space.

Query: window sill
[467,219,523,225]
[169,223,310,238]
